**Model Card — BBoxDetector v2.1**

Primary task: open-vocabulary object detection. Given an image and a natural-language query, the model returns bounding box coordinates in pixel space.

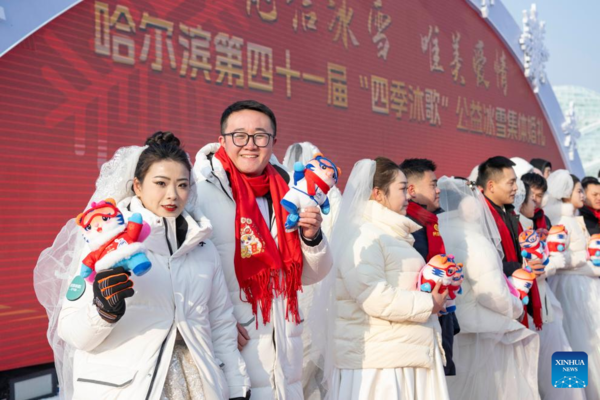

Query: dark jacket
[580,206,600,236]
[486,197,522,277]
[407,203,459,376]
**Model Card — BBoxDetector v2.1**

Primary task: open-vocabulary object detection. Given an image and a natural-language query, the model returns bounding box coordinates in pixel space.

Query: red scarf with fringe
[485,198,543,330]
[406,201,446,262]
[215,147,303,326]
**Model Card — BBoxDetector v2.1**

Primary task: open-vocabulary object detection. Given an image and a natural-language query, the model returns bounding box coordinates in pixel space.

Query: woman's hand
[431,280,448,315]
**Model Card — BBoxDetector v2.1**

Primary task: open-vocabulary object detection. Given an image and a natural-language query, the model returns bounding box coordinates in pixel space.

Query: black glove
[93,267,134,323]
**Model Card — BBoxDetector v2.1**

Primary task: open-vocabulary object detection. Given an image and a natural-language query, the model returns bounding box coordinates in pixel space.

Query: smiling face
[133,160,190,218]
[529,185,545,209]
[219,109,276,177]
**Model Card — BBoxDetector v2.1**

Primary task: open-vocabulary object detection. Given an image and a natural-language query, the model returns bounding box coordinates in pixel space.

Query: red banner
[0,0,564,371]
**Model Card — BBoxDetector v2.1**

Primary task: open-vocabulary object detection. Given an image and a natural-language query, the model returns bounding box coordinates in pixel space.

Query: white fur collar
[544,200,576,223]
[363,200,420,245]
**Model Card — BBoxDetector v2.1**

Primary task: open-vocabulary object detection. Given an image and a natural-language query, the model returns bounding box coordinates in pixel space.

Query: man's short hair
[220,100,277,137]
[582,176,600,190]
[399,158,437,182]
[476,156,515,188]
[521,172,548,193]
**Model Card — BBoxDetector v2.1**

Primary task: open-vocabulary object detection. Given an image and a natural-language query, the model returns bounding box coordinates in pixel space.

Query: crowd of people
[34,100,600,400]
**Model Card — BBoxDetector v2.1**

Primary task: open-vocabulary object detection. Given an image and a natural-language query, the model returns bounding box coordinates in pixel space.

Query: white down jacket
[440,215,527,334]
[334,200,443,369]
[544,202,599,276]
[190,143,333,400]
[57,196,250,400]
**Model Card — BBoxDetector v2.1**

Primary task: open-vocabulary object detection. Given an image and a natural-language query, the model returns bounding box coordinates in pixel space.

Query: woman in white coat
[329,157,449,400]
[546,170,600,399]
[437,177,541,400]
[35,132,250,400]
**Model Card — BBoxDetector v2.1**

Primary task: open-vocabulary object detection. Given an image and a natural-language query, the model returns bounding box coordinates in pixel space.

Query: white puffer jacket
[58,196,250,400]
[441,215,526,333]
[544,202,599,277]
[335,200,443,369]
[190,143,333,400]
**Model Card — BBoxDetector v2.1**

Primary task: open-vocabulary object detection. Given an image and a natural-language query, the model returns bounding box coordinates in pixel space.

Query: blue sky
[501,0,600,93]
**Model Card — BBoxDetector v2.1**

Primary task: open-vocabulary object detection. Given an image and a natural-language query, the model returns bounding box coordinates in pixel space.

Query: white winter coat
[544,202,599,277]
[440,214,527,334]
[190,143,333,400]
[334,200,443,370]
[58,196,250,400]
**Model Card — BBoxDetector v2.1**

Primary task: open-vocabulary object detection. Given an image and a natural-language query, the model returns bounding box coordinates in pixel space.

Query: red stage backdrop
[0,0,564,371]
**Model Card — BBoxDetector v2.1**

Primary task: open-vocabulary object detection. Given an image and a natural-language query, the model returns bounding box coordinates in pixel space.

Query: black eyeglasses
[222,132,274,148]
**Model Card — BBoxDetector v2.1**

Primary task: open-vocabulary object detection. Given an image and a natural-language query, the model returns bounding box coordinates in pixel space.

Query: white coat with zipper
[57,196,250,400]
[190,143,333,400]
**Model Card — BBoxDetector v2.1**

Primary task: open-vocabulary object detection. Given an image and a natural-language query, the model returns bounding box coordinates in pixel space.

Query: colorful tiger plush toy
[77,198,152,283]
[546,225,569,253]
[508,268,536,305]
[535,228,549,242]
[444,263,464,314]
[280,154,341,232]
[519,228,549,269]
[588,234,600,267]
[418,254,458,294]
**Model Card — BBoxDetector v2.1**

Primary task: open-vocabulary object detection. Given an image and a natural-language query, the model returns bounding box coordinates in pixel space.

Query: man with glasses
[191,100,332,400]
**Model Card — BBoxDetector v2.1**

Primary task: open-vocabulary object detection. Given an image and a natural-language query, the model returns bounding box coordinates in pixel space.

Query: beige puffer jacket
[335,200,442,370]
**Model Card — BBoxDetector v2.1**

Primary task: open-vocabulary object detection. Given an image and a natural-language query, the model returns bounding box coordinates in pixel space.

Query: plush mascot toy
[536,228,549,242]
[444,262,464,314]
[76,198,152,283]
[547,225,569,253]
[418,254,457,294]
[519,229,549,269]
[508,268,536,305]
[281,154,340,232]
[588,234,600,267]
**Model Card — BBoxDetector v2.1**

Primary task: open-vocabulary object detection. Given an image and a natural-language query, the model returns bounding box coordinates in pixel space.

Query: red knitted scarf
[215,147,303,326]
[406,201,446,262]
[485,198,543,330]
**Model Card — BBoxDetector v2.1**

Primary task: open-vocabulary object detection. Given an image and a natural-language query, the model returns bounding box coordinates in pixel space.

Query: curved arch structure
[0,0,82,58]
[466,0,584,175]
